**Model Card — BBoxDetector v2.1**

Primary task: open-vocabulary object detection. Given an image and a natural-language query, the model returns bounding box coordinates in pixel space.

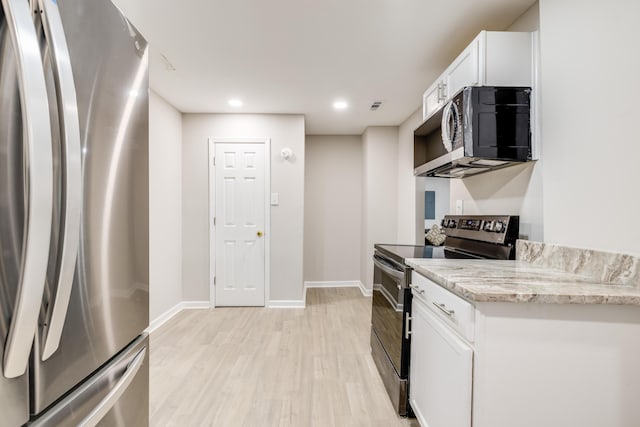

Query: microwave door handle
[441,101,454,152]
[38,0,83,361]
[2,0,54,378]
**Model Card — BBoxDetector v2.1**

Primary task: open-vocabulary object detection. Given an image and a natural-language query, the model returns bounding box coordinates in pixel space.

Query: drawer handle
[432,302,455,317]
[409,284,424,294]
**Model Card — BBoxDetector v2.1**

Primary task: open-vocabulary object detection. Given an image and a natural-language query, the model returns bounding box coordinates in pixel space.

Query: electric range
[370,215,519,416]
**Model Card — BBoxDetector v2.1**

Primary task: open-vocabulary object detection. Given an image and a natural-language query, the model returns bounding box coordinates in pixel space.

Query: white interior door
[214,143,266,306]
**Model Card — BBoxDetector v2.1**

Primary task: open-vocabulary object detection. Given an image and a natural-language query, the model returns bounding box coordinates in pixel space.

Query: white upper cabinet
[423,31,533,121]
[445,36,481,99]
[422,80,446,122]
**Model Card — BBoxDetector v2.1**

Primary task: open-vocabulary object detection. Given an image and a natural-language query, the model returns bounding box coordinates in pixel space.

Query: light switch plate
[455,199,464,215]
[270,193,279,206]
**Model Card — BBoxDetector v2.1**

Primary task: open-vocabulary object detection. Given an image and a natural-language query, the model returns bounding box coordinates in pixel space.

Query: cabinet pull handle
[405,312,413,339]
[432,302,455,317]
[437,82,448,102]
[409,284,424,294]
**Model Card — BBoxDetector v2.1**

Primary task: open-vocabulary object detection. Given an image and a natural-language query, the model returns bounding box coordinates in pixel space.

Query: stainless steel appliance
[0,0,149,425]
[370,215,519,416]
[414,86,532,178]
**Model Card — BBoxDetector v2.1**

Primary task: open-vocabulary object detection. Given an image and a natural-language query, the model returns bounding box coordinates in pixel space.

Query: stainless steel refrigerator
[0,0,149,425]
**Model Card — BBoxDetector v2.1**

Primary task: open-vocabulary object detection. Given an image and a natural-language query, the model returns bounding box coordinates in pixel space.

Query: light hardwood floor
[150,287,419,427]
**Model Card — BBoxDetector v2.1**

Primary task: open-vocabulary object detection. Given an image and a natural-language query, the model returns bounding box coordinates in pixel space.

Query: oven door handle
[373,256,405,281]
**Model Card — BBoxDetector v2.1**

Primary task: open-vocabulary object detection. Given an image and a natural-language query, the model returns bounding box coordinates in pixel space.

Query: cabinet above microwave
[422,31,534,122]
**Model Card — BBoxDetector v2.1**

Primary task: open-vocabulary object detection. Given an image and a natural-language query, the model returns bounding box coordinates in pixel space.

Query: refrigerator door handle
[38,0,82,362]
[1,0,54,379]
[79,347,147,427]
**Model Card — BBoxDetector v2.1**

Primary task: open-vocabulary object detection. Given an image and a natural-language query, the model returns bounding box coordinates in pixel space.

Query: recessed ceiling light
[228,99,243,107]
[333,100,348,110]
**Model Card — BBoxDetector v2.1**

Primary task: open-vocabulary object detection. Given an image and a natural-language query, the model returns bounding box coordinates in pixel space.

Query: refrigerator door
[31,0,149,414]
[1,0,56,423]
[0,8,28,426]
[29,334,149,427]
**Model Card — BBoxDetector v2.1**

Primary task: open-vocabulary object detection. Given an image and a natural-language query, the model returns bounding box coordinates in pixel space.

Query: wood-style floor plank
[150,287,419,427]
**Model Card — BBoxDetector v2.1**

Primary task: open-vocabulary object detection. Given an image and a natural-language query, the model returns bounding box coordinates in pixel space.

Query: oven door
[371,254,408,377]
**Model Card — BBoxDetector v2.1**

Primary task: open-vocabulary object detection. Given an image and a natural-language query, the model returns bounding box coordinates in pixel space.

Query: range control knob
[483,221,494,231]
[494,221,505,233]
[441,219,447,227]
[448,220,457,228]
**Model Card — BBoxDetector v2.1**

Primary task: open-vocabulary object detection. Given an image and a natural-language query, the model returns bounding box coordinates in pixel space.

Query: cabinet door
[422,79,444,121]
[410,299,473,427]
[445,36,480,99]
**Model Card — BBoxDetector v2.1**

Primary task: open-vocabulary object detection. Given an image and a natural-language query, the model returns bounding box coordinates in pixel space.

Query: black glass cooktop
[374,244,479,264]
[375,244,443,261]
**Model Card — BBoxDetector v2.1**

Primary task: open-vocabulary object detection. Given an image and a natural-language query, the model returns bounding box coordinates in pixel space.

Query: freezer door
[31,0,149,414]
[29,334,149,427]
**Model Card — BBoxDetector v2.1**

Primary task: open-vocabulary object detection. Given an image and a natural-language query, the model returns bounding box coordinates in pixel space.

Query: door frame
[208,137,271,308]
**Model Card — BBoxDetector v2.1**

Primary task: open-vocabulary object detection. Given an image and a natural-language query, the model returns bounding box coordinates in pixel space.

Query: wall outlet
[455,200,464,215]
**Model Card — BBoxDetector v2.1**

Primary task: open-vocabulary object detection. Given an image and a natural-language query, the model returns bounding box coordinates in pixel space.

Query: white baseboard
[146,302,183,334]
[268,300,306,308]
[358,282,373,297]
[146,300,210,335]
[304,280,372,297]
[182,301,210,310]
[304,280,362,288]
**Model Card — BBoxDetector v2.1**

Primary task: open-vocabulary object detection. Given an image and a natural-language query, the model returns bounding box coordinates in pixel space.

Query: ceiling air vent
[160,53,176,72]
[370,101,383,111]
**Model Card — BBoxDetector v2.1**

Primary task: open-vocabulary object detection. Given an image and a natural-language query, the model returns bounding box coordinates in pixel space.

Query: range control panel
[441,215,519,245]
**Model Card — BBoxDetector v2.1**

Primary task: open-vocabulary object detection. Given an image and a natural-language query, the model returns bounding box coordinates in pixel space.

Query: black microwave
[413,86,532,178]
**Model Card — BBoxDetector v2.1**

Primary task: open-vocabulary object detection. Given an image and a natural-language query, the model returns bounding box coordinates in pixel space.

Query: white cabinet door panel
[423,80,444,121]
[410,299,473,427]
[446,37,480,99]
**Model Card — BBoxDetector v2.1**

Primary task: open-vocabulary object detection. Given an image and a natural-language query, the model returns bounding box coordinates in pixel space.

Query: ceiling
[111,0,536,135]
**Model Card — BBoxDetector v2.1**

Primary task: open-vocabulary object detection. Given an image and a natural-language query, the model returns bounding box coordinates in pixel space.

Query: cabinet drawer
[411,271,475,342]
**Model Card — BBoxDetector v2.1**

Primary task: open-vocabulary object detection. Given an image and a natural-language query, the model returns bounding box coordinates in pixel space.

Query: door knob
[257,231,263,237]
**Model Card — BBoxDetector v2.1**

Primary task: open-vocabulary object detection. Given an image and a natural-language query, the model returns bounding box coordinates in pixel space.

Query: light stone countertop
[405,258,640,305]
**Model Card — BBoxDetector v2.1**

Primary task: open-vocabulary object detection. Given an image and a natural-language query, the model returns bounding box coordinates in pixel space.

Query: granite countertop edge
[405,259,640,306]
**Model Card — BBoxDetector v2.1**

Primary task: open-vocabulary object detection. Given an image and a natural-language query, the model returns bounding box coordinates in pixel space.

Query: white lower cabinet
[409,297,472,427]
[409,271,640,427]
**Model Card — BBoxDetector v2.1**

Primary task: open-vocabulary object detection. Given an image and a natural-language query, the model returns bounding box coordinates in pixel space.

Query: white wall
[507,1,539,32]
[424,178,451,230]
[448,2,544,241]
[304,136,362,282]
[397,109,427,244]
[448,163,543,240]
[361,127,399,289]
[182,114,305,303]
[538,0,640,255]
[149,91,183,322]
